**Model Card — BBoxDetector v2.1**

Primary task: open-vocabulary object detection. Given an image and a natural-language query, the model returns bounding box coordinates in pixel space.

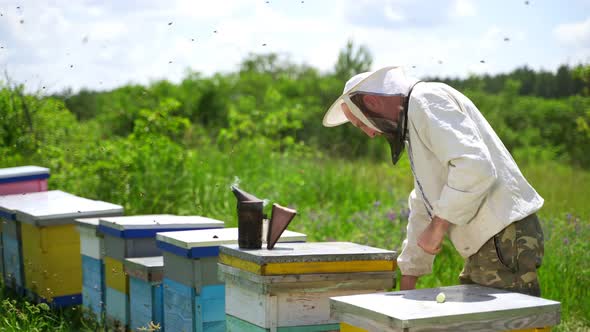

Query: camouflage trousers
[459,213,544,297]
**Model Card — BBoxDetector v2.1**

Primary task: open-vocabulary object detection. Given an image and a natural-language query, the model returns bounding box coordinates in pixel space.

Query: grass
[1,143,589,330]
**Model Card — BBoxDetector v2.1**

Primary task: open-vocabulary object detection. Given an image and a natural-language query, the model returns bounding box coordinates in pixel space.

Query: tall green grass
[1,143,589,330]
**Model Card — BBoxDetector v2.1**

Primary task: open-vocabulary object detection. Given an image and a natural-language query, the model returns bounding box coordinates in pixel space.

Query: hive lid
[98,214,224,238]
[219,242,397,265]
[0,166,50,181]
[0,190,53,220]
[2,190,123,226]
[156,227,306,258]
[124,256,164,270]
[75,217,101,229]
[124,256,164,282]
[330,284,561,330]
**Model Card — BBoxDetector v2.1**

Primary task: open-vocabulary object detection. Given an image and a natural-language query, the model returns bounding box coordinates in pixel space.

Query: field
[1,145,589,331]
[1,59,589,330]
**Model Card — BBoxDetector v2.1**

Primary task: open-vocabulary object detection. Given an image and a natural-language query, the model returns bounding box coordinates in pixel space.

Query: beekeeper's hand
[417,216,450,255]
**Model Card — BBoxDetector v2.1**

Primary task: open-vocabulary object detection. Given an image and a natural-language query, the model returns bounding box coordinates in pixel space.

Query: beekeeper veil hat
[323,66,419,130]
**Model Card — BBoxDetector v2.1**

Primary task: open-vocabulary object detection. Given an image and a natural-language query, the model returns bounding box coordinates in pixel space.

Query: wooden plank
[218,264,395,295]
[330,285,561,331]
[225,278,270,328]
[219,254,395,275]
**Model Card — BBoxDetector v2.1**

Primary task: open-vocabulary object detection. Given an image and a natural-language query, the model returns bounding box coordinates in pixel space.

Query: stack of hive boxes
[156,227,307,332]
[124,256,165,330]
[1,190,123,306]
[218,242,398,331]
[75,218,106,320]
[97,215,225,329]
[0,166,50,294]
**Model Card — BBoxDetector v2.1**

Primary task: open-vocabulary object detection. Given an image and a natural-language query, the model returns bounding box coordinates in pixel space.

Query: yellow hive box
[12,190,124,307]
[104,256,129,294]
[21,223,82,301]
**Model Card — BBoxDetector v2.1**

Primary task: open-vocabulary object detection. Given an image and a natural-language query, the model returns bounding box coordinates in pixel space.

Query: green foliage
[334,39,373,81]
[433,64,588,98]
[1,55,590,330]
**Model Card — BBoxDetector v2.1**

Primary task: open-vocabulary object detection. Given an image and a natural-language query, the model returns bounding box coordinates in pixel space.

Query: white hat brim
[322,66,400,127]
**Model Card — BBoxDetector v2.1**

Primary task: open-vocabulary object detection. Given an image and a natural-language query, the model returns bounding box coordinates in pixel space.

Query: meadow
[0,55,588,330]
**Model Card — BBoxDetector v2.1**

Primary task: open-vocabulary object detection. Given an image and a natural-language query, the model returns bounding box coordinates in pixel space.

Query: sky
[0,0,589,93]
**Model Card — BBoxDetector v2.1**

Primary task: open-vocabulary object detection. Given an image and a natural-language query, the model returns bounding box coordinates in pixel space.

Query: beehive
[0,166,49,195]
[10,191,123,307]
[330,284,561,332]
[98,215,224,328]
[75,218,105,320]
[0,166,50,294]
[219,242,397,331]
[124,256,164,331]
[156,227,307,332]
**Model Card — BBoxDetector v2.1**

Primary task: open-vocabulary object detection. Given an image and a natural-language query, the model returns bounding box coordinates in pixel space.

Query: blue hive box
[124,256,164,331]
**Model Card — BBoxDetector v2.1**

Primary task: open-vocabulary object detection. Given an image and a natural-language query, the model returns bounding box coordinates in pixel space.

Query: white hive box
[330,284,561,332]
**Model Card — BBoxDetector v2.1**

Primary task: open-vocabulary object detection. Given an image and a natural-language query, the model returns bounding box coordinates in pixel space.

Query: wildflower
[373,201,381,208]
[386,211,397,222]
[563,237,569,245]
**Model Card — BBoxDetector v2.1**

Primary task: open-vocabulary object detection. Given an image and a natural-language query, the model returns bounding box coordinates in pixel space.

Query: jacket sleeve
[413,90,497,226]
[397,189,436,276]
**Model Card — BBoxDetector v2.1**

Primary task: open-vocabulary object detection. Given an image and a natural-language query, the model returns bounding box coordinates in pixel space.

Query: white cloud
[0,0,585,93]
[553,17,590,47]
[451,0,477,18]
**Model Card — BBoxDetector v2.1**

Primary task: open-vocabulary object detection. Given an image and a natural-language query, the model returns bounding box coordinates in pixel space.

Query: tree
[334,40,373,80]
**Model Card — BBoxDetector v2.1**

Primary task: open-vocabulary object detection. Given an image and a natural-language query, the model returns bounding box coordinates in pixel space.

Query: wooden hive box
[124,256,164,331]
[156,227,307,332]
[218,242,398,332]
[0,166,50,294]
[330,284,561,332]
[75,218,105,321]
[0,166,49,195]
[97,215,224,329]
[1,191,65,294]
[10,190,123,308]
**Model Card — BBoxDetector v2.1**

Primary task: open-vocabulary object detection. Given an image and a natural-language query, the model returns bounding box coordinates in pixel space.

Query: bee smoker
[231,186,264,249]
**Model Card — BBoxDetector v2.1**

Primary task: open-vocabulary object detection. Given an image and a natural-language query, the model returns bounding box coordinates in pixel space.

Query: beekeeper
[323,66,545,296]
